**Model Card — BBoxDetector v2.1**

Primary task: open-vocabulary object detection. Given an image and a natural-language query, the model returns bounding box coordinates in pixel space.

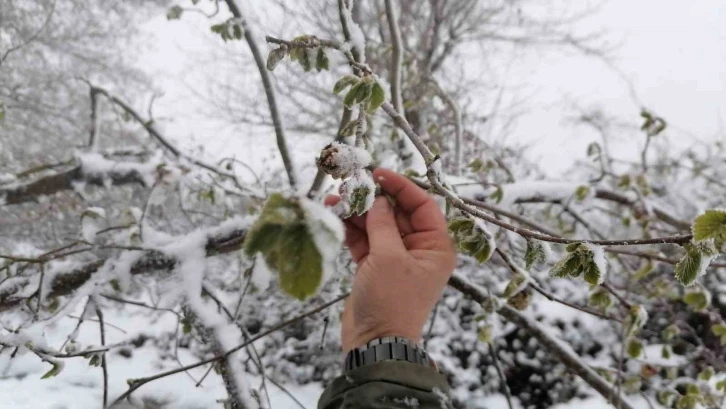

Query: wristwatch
[344,336,435,373]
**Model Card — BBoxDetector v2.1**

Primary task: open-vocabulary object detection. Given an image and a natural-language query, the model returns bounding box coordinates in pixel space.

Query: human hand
[325,168,456,352]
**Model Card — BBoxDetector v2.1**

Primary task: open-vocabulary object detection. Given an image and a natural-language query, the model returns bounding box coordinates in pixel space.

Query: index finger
[372,168,447,232]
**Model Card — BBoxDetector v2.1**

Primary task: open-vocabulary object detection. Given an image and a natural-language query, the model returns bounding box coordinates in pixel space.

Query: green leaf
[633,260,654,280]
[674,242,716,287]
[477,325,492,343]
[716,379,726,392]
[698,366,714,381]
[683,288,710,311]
[626,337,643,359]
[618,174,631,189]
[489,186,503,204]
[339,120,358,137]
[656,390,675,407]
[586,142,600,157]
[624,304,648,336]
[244,194,340,300]
[356,78,375,104]
[623,376,642,394]
[289,47,303,61]
[316,48,329,71]
[333,75,358,95]
[343,81,365,107]
[589,288,612,310]
[565,242,581,252]
[468,158,484,172]
[574,185,590,201]
[167,5,183,20]
[0,101,5,121]
[46,297,59,313]
[109,279,121,292]
[662,324,680,341]
[366,81,385,113]
[266,47,287,71]
[685,384,700,396]
[41,361,63,379]
[661,345,672,359]
[692,209,726,247]
[447,216,495,264]
[503,274,528,298]
[524,240,548,270]
[712,323,726,335]
[346,184,372,217]
[549,252,581,278]
[299,48,312,71]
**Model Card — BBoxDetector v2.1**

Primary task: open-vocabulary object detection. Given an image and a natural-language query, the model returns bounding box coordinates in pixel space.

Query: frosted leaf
[81,207,106,243]
[316,141,372,180]
[683,287,711,311]
[244,194,343,300]
[624,304,648,336]
[448,216,495,263]
[524,239,550,270]
[340,169,375,216]
[549,243,606,285]
[583,243,607,285]
[119,207,143,225]
[692,208,726,248]
[674,241,717,286]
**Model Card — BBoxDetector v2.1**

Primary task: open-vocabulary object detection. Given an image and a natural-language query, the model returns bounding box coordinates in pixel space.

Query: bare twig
[428,76,463,175]
[95,302,109,408]
[488,342,514,409]
[0,0,56,68]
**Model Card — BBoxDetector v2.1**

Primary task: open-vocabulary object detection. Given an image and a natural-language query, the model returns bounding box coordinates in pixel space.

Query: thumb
[366,196,404,253]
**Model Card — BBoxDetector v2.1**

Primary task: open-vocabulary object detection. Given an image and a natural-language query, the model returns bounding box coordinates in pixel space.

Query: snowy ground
[0,300,323,409]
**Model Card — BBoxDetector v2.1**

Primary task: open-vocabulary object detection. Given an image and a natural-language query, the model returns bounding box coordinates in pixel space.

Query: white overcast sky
[136,0,726,180]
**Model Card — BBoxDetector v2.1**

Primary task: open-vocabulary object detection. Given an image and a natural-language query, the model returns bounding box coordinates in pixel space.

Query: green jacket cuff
[318,360,453,409]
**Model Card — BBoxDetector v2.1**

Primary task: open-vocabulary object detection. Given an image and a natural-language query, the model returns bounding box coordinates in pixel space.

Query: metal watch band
[344,336,431,372]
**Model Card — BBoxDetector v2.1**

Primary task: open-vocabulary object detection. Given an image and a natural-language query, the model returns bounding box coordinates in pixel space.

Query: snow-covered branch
[0,158,151,205]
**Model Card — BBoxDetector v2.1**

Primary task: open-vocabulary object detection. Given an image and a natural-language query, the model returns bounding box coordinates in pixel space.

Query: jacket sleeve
[318,361,454,409]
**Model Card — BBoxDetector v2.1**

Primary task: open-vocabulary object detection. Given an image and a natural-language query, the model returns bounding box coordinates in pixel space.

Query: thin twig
[488,342,514,409]
[109,293,349,406]
[95,302,109,408]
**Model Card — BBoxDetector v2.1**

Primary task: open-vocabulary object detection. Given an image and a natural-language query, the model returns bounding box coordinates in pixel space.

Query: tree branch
[223,0,298,190]
[0,163,148,206]
[447,273,636,409]
[384,0,404,116]
[380,101,692,246]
